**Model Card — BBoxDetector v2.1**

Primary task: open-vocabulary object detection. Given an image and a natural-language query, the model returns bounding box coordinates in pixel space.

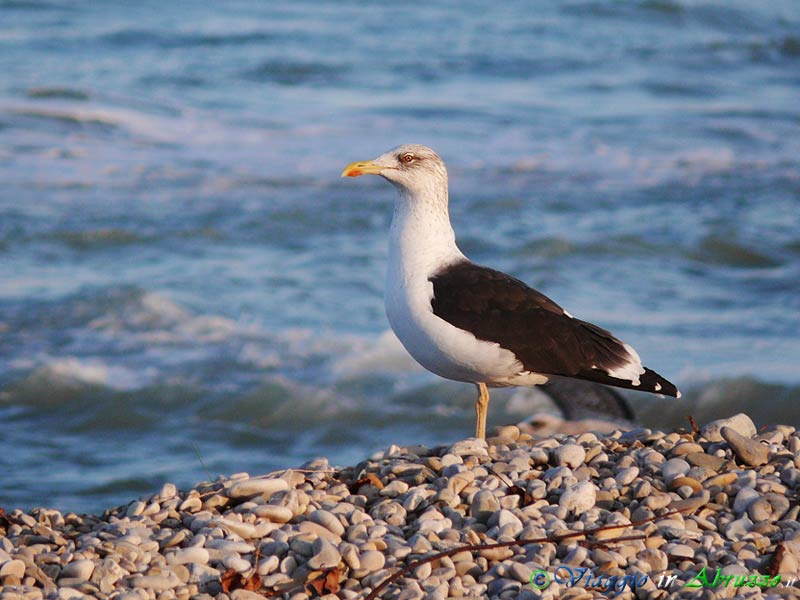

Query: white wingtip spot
[654,382,662,391]
[677,390,682,399]
[605,342,644,385]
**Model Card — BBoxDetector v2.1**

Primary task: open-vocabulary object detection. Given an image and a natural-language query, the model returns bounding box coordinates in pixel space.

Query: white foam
[331,329,425,377]
[507,140,741,187]
[89,290,242,345]
[43,357,109,386]
[24,357,149,390]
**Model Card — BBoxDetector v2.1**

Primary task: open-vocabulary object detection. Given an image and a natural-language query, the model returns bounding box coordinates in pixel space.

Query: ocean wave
[0,357,149,407]
[331,329,423,378]
[2,102,184,143]
[499,141,786,189]
[88,290,241,345]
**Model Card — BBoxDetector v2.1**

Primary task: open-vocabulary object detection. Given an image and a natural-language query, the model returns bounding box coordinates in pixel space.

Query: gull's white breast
[385,226,528,385]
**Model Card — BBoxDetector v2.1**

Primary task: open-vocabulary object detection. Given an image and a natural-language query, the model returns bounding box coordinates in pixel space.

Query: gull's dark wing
[429,260,678,397]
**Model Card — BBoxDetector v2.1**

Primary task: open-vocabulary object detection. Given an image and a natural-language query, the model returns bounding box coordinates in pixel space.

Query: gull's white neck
[387,187,465,281]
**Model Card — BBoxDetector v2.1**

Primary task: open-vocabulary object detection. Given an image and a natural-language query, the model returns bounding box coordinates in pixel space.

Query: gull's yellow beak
[341,160,384,178]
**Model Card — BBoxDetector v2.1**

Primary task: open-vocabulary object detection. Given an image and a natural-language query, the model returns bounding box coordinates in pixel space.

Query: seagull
[342,144,679,439]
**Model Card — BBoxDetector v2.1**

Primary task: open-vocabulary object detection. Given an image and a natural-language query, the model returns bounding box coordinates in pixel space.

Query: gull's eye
[400,153,416,165]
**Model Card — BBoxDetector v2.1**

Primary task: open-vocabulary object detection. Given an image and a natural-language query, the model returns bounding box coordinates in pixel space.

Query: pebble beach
[1,413,798,600]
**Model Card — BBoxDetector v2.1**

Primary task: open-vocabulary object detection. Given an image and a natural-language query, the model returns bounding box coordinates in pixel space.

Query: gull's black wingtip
[575,366,680,398]
[640,367,680,398]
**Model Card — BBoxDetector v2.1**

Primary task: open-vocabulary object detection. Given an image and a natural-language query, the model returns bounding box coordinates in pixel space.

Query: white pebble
[552,444,585,468]
[205,539,255,554]
[661,458,690,483]
[732,487,760,514]
[227,478,289,499]
[615,466,639,486]
[166,547,209,566]
[126,501,146,518]
[57,589,89,600]
[60,559,95,580]
[253,504,293,523]
[359,550,385,572]
[130,572,181,591]
[448,438,488,456]
[559,481,597,514]
[470,490,499,522]
[307,538,341,570]
[257,555,280,576]
[308,509,345,537]
[159,482,178,499]
[0,559,26,579]
[223,555,252,573]
[701,413,757,442]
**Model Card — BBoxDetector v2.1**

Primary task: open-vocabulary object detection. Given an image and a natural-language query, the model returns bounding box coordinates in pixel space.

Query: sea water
[1,0,798,512]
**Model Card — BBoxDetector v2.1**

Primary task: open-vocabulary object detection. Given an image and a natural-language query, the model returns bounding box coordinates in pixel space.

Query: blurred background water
[1,0,798,513]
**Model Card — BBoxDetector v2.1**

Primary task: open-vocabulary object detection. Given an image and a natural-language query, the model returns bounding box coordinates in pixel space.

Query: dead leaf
[220,567,262,593]
[348,472,384,494]
[306,567,341,596]
[768,542,785,577]
[220,568,237,594]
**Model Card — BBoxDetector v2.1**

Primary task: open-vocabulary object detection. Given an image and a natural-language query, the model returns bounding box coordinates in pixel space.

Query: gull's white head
[342,144,448,199]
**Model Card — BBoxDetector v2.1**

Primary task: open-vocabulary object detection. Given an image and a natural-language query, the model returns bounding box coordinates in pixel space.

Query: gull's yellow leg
[475,382,490,439]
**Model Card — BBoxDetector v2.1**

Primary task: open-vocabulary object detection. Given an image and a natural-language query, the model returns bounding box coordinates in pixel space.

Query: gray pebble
[732,486,760,513]
[130,573,181,591]
[179,496,202,513]
[126,501,146,518]
[358,550,385,572]
[721,427,769,466]
[508,562,530,583]
[493,509,523,537]
[661,458,690,482]
[724,516,753,540]
[470,490,499,522]
[552,444,585,468]
[166,548,209,566]
[665,543,694,559]
[307,537,341,570]
[205,540,254,554]
[59,560,94,581]
[159,482,178,499]
[308,509,345,537]
[227,478,289,500]
[0,559,26,579]
[747,498,772,522]
[559,480,596,514]
[187,563,221,585]
[231,590,267,600]
[701,413,757,442]
[615,466,639,486]
[685,452,726,471]
[56,589,88,600]
[448,438,488,456]
[222,555,252,573]
[252,504,293,523]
